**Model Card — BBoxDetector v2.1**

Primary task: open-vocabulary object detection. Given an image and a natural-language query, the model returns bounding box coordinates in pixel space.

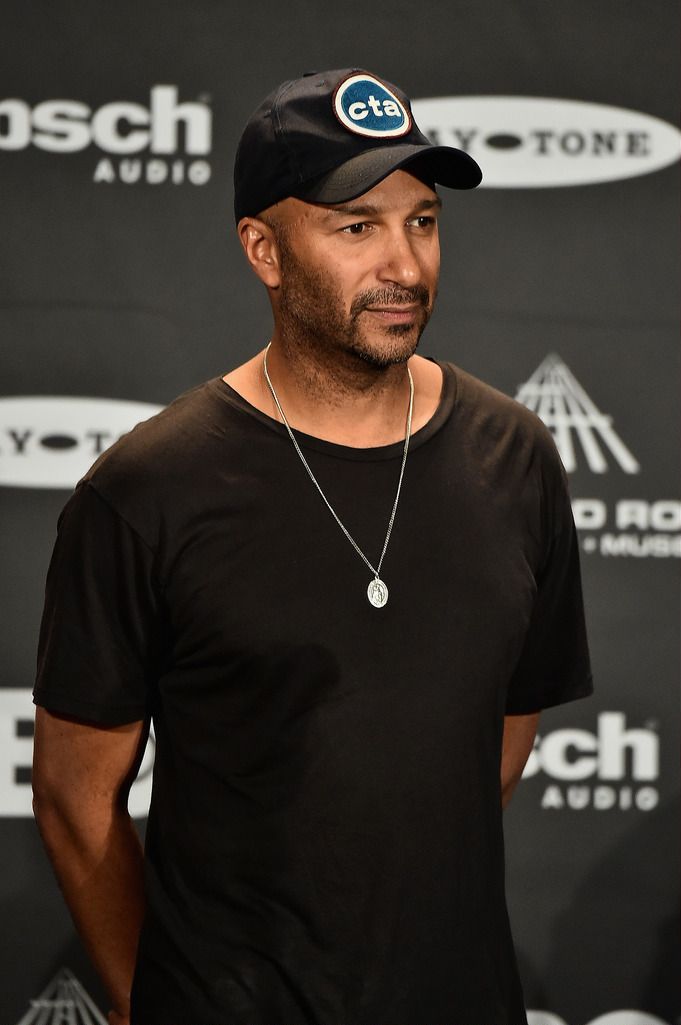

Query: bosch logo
[0,85,211,155]
[0,86,212,185]
[522,712,660,812]
[334,74,410,138]
[524,712,658,782]
[0,689,153,818]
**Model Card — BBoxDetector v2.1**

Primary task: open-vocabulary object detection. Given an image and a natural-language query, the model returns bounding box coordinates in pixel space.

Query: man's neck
[223,341,443,448]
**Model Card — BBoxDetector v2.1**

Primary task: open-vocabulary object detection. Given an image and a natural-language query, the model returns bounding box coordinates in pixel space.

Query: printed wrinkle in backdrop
[1,2,678,1022]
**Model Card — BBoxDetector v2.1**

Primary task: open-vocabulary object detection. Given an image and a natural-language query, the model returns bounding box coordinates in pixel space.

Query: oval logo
[410,95,681,187]
[526,1013,669,1025]
[334,73,410,139]
[0,396,163,489]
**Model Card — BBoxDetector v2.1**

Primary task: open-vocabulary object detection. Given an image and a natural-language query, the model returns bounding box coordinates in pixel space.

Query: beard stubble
[275,242,435,371]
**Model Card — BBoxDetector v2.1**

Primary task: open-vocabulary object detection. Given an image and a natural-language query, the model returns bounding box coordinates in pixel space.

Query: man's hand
[500,712,540,808]
[33,707,149,1020]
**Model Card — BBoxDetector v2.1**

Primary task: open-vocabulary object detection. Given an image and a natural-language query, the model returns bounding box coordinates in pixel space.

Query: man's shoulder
[79,376,228,521]
[448,361,558,455]
[440,361,566,492]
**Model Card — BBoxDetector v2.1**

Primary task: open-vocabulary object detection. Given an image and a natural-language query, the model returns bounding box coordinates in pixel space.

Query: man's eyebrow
[323,202,381,219]
[322,196,443,220]
[415,196,443,213]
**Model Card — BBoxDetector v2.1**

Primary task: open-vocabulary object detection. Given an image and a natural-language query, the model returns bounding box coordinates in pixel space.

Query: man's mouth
[350,285,430,325]
[362,305,421,322]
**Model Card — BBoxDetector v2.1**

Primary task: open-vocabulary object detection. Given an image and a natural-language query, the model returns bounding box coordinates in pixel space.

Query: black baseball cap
[233,68,482,222]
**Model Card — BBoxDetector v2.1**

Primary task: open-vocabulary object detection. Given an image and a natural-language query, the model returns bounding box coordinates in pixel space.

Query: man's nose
[375,228,421,287]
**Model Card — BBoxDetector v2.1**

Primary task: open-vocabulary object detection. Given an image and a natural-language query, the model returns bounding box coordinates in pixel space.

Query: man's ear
[237,216,282,289]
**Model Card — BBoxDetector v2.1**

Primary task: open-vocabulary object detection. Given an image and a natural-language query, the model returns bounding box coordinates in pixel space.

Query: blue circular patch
[334,74,411,138]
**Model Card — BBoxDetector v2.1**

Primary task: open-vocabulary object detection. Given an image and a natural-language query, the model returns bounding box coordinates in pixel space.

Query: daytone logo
[410,95,681,187]
[0,689,153,818]
[0,396,163,489]
[516,355,681,559]
[15,968,106,1025]
[522,711,660,812]
[0,85,212,185]
[334,73,411,138]
[527,1012,670,1025]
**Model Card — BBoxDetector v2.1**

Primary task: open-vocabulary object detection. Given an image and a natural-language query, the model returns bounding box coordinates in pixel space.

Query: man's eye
[342,222,368,235]
[410,216,435,228]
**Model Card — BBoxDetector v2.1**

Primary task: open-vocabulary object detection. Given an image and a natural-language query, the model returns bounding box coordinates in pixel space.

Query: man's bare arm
[32,707,149,1023]
[500,712,540,808]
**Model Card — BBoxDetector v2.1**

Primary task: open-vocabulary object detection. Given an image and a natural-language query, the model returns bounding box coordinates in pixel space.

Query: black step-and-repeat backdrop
[2,2,679,1022]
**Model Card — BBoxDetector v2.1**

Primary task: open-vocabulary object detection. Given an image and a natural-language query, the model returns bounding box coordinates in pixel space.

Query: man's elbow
[500,711,540,809]
[501,775,521,809]
[32,769,81,844]
[500,770,525,811]
[32,765,120,854]
[32,762,63,824]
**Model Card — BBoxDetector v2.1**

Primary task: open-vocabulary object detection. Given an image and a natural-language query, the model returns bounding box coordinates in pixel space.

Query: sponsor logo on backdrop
[516,355,681,559]
[522,711,660,811]
[410,95,681,187]
[572,497,681,558]
[0,689,153,817]
[516,354,639,475]
[527,1013,670,1025]
[0,395,163,489]
[15,968,106,1025]
[0,85,212,185]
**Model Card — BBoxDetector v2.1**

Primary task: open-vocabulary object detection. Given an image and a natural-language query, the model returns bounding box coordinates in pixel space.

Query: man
[32,68,593,1025]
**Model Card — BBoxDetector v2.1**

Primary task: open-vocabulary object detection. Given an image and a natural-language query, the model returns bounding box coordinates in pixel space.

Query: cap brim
[298,144,482,205]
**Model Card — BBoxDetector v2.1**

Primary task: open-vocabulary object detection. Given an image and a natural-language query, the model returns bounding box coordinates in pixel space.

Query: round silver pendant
[367,577,388,608]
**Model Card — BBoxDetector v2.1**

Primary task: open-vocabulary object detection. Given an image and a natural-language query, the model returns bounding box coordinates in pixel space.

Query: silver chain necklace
[262,342,414,608]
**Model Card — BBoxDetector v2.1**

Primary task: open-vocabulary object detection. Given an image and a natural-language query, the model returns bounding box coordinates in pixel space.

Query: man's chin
[348,329,421,370]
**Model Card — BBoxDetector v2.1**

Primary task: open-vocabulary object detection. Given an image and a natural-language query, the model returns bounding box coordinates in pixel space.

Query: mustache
[350,284,431,317]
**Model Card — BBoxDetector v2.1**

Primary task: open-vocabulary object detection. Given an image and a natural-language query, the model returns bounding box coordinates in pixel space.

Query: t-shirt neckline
[209,358,457,462]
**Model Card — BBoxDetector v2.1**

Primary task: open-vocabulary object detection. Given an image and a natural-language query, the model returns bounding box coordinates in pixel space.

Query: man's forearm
[501,712,540,808]
[33,797,145,1019]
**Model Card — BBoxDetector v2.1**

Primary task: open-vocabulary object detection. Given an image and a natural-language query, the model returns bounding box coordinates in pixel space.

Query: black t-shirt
[34,361,593,1025]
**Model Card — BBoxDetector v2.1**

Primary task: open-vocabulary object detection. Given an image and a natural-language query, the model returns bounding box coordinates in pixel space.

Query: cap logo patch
[334,74,411,138]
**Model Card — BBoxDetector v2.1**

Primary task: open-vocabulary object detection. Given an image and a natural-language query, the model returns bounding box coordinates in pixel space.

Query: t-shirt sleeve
[33,480,167,725]
[505,455,594,715]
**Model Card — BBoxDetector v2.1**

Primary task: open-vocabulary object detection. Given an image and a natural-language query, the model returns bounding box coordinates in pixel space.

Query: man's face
[269,169,441,370]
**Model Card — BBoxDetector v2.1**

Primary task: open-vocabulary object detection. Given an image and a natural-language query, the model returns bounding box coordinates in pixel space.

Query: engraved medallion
[367,577,388,608]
